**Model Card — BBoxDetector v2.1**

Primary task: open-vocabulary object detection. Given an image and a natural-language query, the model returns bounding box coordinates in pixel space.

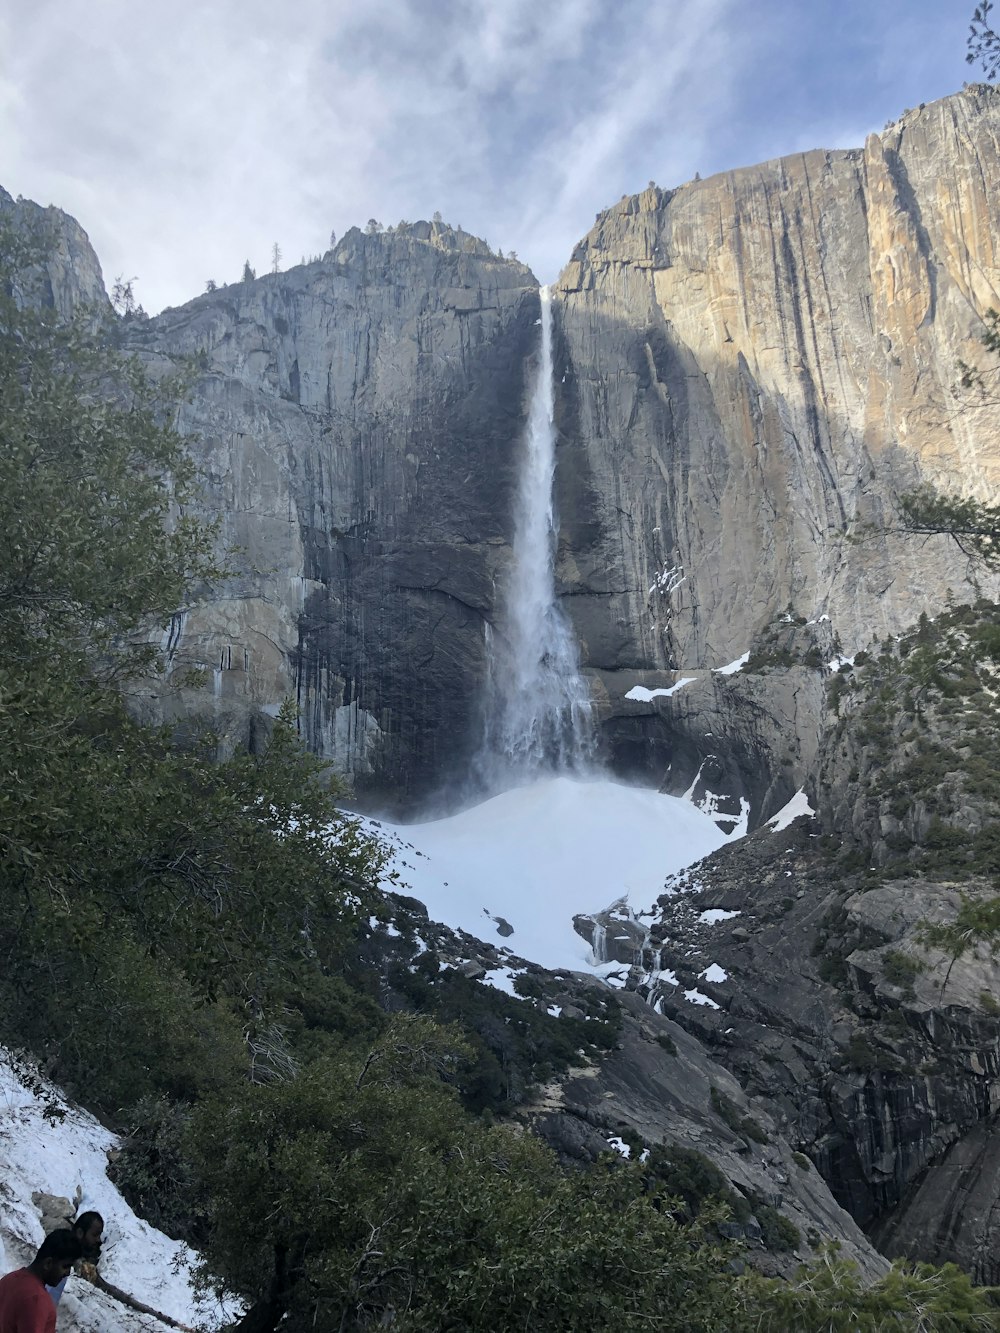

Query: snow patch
[699,909,740,924]
[713,652,750,676]
[766,789,816,832]
[648,563,685,597]
[701,963,728,984]
[363,777,728,979]
[481,966,523,996]
[0,1050,236,1331]
[625,677,696,702]
[684,989,721,1009]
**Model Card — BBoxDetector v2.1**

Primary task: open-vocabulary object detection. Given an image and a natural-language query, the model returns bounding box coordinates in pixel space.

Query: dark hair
[36,1230,83,1263]
[73,1210,104,1234]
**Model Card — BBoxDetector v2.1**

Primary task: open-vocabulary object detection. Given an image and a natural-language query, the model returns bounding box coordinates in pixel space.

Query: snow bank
[0,1050,235,1332]
[766,789,816,832]
[713,652,750,676]
[368,776,729,977]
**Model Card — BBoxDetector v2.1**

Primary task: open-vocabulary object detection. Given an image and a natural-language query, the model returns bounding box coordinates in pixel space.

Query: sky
[0,1,977,314]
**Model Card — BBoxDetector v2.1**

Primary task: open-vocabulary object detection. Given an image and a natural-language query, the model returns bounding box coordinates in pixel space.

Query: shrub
[882,950,924,990]
[711,1085,769,1144]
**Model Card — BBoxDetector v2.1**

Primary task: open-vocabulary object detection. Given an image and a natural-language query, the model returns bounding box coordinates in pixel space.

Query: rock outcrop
[364,887,887,1280]
[572,600,1000,1275]
[0,186,108,318]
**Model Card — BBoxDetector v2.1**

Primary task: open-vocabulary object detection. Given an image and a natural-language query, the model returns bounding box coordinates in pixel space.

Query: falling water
[478,285,594,784]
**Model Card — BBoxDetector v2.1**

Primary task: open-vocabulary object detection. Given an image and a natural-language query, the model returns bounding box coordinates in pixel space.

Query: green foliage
[639,1143,736,1219]
[752,1201,800,1252]
[899,487,1000,569]
[969,3,1000,79]
[0,697,387,1111]
[188,1031,747,1332]
[844,1033,890,1073]
[742,1247,1000,1330]
[0,227,388,1113]
[882,949,924,991]
[919,893,1000,992]
[110,1096,206,1244]
[390,959,620,1113]
[973,619,1000,662]
[0,224,222,682]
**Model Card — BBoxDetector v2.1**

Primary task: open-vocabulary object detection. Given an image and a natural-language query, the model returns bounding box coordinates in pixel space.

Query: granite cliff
[5,83,1000,1293]
[554,84,1000,819]
[133,224,539,808]
[6,87,999,815]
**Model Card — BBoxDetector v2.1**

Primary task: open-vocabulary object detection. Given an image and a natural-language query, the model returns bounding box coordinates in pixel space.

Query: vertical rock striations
[553,85,1000,812]
[6,87,1000,808]
[129,224,538,808]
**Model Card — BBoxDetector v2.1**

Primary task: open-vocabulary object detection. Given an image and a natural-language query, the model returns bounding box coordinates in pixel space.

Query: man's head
[30,1229,83,1285]
[72,1210,104,1260]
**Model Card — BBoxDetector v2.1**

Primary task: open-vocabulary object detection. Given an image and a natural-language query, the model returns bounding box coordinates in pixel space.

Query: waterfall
[478,285,594,785]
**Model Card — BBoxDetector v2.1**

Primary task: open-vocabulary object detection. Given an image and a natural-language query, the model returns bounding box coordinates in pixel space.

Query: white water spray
[479,286,593,783]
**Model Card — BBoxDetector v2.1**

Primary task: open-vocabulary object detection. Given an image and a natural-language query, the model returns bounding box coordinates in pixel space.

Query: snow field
[368,775,731,981]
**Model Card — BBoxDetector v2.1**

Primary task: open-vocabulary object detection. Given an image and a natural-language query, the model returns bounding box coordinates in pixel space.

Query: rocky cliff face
[569,601,1000,1276]
[6,88,1000,814]
[127,225,538,808]
[554,85,1000,814]
[0,186,108,317]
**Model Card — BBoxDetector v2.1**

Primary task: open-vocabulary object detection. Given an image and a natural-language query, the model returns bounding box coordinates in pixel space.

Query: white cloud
[0,0,739,311]
[0,0,968,313]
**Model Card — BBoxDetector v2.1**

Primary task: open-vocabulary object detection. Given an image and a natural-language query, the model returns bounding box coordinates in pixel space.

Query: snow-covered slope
[0,1051,235,1333]
[369,775,731,975]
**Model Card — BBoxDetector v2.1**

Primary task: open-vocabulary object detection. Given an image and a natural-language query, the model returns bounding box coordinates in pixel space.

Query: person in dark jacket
[0,1231,82,1333]
[46,1211,103,1306]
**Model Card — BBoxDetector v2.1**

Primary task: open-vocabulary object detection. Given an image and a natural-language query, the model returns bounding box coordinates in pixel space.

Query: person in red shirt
[0,1231,82,1333]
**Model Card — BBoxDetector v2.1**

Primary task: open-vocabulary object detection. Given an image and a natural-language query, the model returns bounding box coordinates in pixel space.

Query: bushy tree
[0,224,387,1113]
[188,1022,746,1332]
[0,232,219,677]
